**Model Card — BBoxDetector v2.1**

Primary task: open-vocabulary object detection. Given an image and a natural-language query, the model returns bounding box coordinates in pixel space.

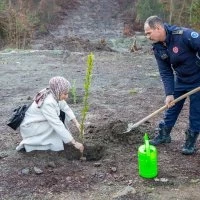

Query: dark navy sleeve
[153,43,175,96]
[182,29,200,56]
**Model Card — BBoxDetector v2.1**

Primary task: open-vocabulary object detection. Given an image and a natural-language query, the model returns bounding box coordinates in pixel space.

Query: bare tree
[178,0,186,24]
[169,0,174,24]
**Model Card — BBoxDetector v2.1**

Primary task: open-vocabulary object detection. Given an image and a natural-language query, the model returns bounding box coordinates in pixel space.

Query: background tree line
[0,0,200,49]
[0,0,78,49]
[136,0,200,30]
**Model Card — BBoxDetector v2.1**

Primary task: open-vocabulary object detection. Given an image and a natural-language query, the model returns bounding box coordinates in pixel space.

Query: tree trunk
[178,0,185,24]
[169,0,174,24]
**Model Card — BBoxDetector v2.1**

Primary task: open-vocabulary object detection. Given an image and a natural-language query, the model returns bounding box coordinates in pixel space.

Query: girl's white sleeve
[41,102,73,143]
[59,100,76,121]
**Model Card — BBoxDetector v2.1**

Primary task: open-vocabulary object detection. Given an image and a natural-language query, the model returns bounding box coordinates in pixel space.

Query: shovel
[124,86,200,133]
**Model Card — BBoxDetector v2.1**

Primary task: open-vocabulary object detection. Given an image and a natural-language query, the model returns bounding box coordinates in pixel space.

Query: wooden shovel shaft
[130,87,200,130]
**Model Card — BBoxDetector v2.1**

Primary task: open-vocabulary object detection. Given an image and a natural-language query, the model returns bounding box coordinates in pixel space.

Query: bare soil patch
[0,50,199,200]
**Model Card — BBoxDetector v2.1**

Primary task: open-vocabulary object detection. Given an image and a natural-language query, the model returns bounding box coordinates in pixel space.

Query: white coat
[16,93,76,152]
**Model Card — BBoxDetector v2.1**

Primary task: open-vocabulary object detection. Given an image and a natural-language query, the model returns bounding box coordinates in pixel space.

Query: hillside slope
[31,0,136,50]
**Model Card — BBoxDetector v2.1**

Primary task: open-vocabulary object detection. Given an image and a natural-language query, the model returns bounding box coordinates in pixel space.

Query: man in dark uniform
[144,15,200,155]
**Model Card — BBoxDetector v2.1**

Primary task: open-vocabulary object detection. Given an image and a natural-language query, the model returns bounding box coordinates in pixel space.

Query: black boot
[182,129,199,155]
[150,123,172,146]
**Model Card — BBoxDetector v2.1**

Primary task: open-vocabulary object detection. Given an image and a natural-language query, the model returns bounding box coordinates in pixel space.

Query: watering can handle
[144,134,151,156]
[128,87,200,130]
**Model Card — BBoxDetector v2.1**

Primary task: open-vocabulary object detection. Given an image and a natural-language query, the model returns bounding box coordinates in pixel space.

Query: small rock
[113,174,118,179]
[94,162,101,167]
[80,175,85,179]
[160,178,168,182]
[112,186,136,199]
[98,172,105,178]
[33,167,43,175]
[48,161,56,168]
[110,167,117,173]
[27,96,32,100]
[128,180,133,185]
[21,168,30,175]
[154,177,168,182]
[80,156,86,161]
[66,176,72,182]
[0,153,8,159]
[107,182,114,186]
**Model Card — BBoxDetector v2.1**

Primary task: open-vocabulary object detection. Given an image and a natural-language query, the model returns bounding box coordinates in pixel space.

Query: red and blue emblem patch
[173,46,179,53]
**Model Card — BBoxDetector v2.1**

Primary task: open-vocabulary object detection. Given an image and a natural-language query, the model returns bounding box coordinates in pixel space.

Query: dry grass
[0,0,79,49]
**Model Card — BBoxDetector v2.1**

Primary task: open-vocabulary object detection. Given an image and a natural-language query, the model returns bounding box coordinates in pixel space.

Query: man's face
[144,24,165,42]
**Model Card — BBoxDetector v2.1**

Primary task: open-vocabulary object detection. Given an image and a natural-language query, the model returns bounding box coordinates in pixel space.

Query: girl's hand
[71,140,84,153]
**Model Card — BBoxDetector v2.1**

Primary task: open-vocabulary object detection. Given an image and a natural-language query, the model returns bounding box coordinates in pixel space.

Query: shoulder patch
[172,30,183,35]
[191,32,199,38]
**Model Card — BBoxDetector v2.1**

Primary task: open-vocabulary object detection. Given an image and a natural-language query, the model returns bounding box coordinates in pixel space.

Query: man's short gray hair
[144,16,164,29]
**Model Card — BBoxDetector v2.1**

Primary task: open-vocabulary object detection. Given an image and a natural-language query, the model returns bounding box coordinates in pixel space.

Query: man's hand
[165,95,175,108]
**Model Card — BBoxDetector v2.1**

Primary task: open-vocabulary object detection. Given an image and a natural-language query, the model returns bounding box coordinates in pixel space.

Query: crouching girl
[16,76,84,153]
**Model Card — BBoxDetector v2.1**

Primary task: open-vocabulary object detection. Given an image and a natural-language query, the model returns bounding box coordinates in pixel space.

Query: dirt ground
[0,0,200,199]
[0,48,199,200]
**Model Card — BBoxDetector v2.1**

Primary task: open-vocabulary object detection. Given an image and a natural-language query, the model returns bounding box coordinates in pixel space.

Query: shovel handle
[130,87,200,130]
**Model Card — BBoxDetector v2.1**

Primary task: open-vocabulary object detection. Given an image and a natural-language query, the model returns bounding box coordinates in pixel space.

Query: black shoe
[182,147,197,155]
[18,147,26,153]
[150,125,172,146]
[150,134,171,146]
[182,130,199,155]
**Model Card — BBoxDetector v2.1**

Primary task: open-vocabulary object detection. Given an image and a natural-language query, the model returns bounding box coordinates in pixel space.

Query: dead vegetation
[0,0,137,49]
[0,0,80,49]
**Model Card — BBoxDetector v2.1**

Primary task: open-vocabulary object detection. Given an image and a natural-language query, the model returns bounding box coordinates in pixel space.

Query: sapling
[80,52,94,142]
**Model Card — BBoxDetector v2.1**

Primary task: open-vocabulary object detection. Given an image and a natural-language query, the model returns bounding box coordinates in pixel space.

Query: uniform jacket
[16,93,76,152]
[153,24,200,95]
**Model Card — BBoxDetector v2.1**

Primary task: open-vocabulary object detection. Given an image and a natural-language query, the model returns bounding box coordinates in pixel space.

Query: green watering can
[138,133,158,178]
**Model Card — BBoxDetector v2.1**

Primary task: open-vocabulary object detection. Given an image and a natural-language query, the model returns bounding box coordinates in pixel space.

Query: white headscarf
[34,76,71,107]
